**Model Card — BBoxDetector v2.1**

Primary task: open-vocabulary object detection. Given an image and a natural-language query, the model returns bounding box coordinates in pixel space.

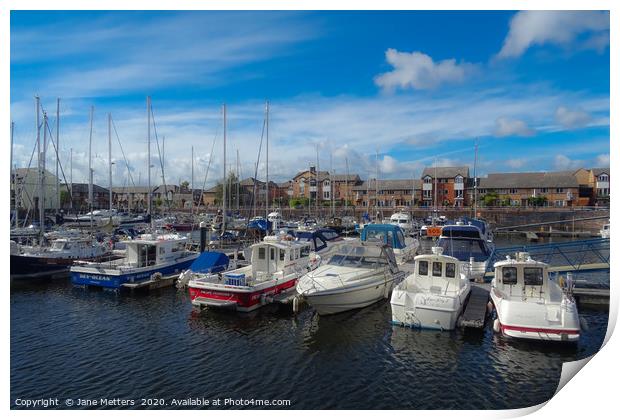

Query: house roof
[331,174,361,182]
[292,170,330,181]
[66,183,110,194]
[352,179,421,191]
[478,172,579,189]
[592,167,610,176]
[421,166,469,179]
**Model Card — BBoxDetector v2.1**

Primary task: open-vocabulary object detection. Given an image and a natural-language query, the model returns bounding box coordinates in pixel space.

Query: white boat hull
[391,286,470,330]
[490,288,580,342]
[303,276,397,316]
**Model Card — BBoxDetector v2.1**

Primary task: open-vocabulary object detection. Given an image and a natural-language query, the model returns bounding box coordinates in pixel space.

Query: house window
[540,188,548,193]
[455,190,463,198]
[554,200,565,207]
[423,176,432,184]
[556,188,564,193]
[510,189,518,194]
[599,174,609,182]
[323,191,330,199]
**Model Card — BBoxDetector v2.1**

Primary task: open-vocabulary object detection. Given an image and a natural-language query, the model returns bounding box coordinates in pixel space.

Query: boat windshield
[438,238,490,262]
[51,241,68,250]
[327,245,387,268]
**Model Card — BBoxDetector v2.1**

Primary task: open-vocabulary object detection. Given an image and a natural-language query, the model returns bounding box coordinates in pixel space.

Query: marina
[8,9,612,412]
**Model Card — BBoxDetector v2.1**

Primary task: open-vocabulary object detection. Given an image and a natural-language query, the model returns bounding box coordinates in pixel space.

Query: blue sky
[10,10,610,188]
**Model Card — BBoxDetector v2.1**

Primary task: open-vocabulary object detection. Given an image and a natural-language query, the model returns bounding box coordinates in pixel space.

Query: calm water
[11,237,609,410]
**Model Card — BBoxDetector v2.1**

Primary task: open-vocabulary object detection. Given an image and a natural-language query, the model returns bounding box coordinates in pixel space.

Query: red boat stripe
[501,324,579,335]
[189,278,297,308]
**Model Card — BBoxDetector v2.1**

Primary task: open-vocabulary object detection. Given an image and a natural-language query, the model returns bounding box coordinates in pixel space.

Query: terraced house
[420,166,470,207]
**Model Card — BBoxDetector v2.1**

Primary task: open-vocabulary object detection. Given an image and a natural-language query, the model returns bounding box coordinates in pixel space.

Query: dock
[459,284,490,329]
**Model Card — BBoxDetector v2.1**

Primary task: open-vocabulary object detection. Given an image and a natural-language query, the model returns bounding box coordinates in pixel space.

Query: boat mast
[191,145,194,217]
[375,149,379,220]
[69,147,73,212]
[35,96,42,236]
[315,144,319,218]
[56,98,60,212]
[42,111,48,237]
[88,106,94,231]
[108,112,113,213]
[265,101,269,219]
[236,149,240,211]
[11,120,17,228]
[345,156,349,216]
[330,150,334,216]
[433,158,438,224]
[473,139,478,218]
[221,103,227,236]
[147,96,152,222]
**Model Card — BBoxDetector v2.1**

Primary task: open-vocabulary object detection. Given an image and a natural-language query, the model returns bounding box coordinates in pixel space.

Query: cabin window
[418,261,428,276]
[446,263,456,278]
[315,237,327,251]
[159,247,165,255]
[502,267,518,285]
[270,247,275,260]
[396,231,405,246]
[432,262,442,277]
[279,249,286,261]
[523,267,544,286]
[300,246,310,258]
[258,247,266,260]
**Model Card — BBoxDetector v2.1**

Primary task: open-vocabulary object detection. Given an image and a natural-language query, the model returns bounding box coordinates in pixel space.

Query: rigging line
[197,122,220,216]
[14,138,40,228]
[110,116,137,190]
[248,117,266,223]
[149,104,172,213]
[43,115,74,207]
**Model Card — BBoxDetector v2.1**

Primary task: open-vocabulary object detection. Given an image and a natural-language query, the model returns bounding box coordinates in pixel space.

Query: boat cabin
[123,235,189,268]
[411,248,463,292]
[250,236,313,275]
[286,228,342,252]
[48,238,101,258]
[493,253,556,300]
[361,224,407,250]
[390,212,411,224]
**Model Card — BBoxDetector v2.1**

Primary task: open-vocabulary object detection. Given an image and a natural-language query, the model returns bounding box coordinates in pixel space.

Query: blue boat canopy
[188,251,229,274]
[248,218,271,231]
[361,224,407,249]
[458,217,487,236]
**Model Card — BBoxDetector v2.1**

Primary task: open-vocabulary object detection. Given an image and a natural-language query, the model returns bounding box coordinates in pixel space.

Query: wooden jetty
[459,284,490,329]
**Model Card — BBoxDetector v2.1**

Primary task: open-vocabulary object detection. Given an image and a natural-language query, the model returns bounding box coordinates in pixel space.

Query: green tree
[482,191,499,207]
[214,171,241,205]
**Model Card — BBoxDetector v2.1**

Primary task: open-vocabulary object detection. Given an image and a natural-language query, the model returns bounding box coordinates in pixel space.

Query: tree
[527,196,547,207]
[482,191,499,207]
[180,180,190,191]
[214,171,241,205]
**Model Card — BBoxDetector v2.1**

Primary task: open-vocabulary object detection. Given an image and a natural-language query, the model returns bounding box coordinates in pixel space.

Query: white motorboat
[360,224,419,265]
[188,234,318,312]
[391,247,471,330]
[389,211,415,236]
[600,222,610,239]
[490,252,580,343]
[296,241,404,315]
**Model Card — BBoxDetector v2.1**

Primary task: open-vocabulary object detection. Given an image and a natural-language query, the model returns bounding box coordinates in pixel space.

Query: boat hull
[189,278,297,312]
[11,253,116,280]
[490,288,580,342]
[71,256,198,289]
[302,278,395,316]
[391,288,470,330]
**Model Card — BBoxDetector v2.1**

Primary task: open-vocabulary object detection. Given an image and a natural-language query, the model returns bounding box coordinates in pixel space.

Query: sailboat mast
[330,150,334,216]
[315,144,319,218]
[222,103,227,236]
[70,147,73,212]
[265,101,269,218]
[108,113,112,213]
[433,158,438,223]
[88,106,94,231]
[473,140,478,218]
[236,149,240,211]
[375,149,379,219]
[42,111,48,235]
[345,156,349,216]
[147,96,152,219]
[35,96,43,235]
[191,145,194,216]
[11,121,17,228]
[56,98,60,212]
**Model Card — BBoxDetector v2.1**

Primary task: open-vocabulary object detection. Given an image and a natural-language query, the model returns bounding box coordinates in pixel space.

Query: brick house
[420,166,470,207]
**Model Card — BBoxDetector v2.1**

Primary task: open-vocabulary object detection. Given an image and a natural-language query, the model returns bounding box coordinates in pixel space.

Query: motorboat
[457,216,494,242]
[11,237,114,280]
[267,210,282,229]
[70,233,199,289]
[391,247,471,330]
[490,252,580,343]
[176,251,236,288]
[296,241,403,315]
[188,234,318,312]
[360,224,419,264]
[388,211,416,236]
[437,222,495,281]
[600,222,610,239]
[325,216,357,234]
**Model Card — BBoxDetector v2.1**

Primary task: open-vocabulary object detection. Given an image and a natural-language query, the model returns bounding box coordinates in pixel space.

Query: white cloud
[494,117,535,137]
[497,11,609,58]
[555,106,592,129]
[596,154,610,167]
[506,158,526,169]
[554,154,583,170]
[374,49,475,91]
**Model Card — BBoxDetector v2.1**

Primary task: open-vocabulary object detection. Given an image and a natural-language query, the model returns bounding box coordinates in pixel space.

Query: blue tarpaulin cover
[189,252,230,274]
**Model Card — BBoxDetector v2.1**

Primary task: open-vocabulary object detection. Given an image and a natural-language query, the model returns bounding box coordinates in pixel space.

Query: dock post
[200,221,207,253]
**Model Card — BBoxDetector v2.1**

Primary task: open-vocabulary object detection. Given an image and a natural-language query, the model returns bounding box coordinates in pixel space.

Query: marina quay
[9,8,612,413]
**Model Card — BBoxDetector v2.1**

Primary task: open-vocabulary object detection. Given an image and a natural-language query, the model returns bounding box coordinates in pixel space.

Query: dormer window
[599,174,609,182]
[423,176,432,184]
[455,175,463,183]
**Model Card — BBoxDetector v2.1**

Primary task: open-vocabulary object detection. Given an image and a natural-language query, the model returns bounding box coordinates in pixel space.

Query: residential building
[420,166,470,207]
[593,167,610,206]
[12,168,61,211]
[352,179,420,208]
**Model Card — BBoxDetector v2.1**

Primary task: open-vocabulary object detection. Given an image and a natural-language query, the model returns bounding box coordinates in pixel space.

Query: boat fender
[292,296,300,313]
[486,301,493,314]
[151,272,162,282]
[493,318,501,334]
